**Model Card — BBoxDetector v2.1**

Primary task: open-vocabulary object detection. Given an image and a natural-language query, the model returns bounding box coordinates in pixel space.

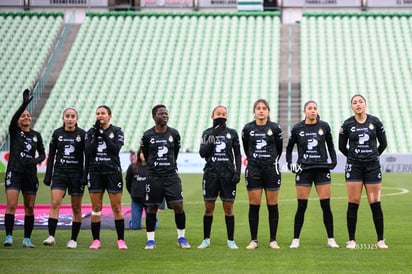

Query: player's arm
[376,121,388,155]
[9,89,33,135]
[241,127,249,157]
[125,166,133,194]
[338,126,349,157]
[325,126,337,169]
[233,132,242,175]
[35,133,46,165]
[85,128,98,155]
[174,132,181,160]
[275,126,283,160]
[140,135,149,161]
[44,134,57,185]
[199,130,214,158]
[285,132,296,165]
[100,128,123,155]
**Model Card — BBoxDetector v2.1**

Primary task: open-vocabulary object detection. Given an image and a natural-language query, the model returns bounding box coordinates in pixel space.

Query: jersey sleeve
[286,127,297,164]
[338,122,349,157]
[232,130,242,174]
[376,119,388,155]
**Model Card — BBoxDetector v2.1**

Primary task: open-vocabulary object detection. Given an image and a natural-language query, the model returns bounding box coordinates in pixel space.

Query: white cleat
[376,240,388,249]
[43,236,56,246]
[269,241,280,249]
[327,238,339,248]
[289,238,300,249]
[246,240,258,250]
[346,240,356,249]
[67,240,77,249]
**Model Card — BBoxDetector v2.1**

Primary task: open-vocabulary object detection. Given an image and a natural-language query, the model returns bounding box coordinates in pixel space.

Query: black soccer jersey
[286,120,337,170]
[199,126,241,177]
[6,102,45,175]
[242,120,283,166]
[339,114,387,162]
[45,126,85,180]
[141,126,180,176]
[85,124,124,174]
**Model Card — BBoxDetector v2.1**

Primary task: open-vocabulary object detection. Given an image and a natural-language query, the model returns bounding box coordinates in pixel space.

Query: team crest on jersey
[109,132,114,139]
[76,135,81,142]
[369,123,374,130]
[33,135,38,142]
[318,128,324,136]
[267,128,273,136]
[168,135,174,142]
[226,132,232,139]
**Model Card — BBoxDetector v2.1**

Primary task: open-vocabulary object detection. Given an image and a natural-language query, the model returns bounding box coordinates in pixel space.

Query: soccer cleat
[269,241,280,249]
[145,240,156,250]
[43,236,56,246]
[346,240,356,249]
[177,237,191,249]
[227,240,239,249]
[67,240,77,249]
[246,240,258,250]
[376,240,388,249]
[197,238,210,249]
[327,238,339,248]
[289,238,300,249]
[22,238,35,248]
[89,239,101,250]
[117,240,128,250]
[3,235,13,247]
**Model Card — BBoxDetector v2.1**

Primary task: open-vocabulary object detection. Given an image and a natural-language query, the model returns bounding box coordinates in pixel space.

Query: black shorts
[202,174,236,202]
[88,173,123,194]
[245,164,281,191]
[4,171,39,194]
[345,160,382,184]
[295,168,331,187]
[145,174,183,206]
[51,174,84,196]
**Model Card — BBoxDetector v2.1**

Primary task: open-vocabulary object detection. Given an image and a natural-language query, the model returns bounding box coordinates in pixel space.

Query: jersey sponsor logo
[326,172,331,179]
[307,138,318,150]
[350,126,356,132]
[97,141,107,152]
[150,138,155,144]
[256,139,267,149]
[232,190,236,197]
[117,182,122,188]
[157,146,168,157]
[358,133,370,145]
[64,144,75,155]
[299,131,305,137]
[215,141,226,152]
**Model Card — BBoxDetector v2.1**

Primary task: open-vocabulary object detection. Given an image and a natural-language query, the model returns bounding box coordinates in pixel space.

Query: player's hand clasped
[288,162,302,174]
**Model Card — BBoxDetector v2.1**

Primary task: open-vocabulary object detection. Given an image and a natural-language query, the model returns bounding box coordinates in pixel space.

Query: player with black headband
[242,99,283,249]
[140,104,190,249]
[197,105,241,250]
[85,105,127,250]
[3,89,46,248]
[339,94,388,249]
[286,100,339,249]
[42,107,86,249]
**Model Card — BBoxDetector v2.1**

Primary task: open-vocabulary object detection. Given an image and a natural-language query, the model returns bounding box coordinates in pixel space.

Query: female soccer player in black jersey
[42,107,85,249]
[197,105,241,250]
[339,94,388,249]
[286,100,339,249]
[3,89,45,248]
[242,99,283,249]
[140,104,190,249]
[85,105,127,250]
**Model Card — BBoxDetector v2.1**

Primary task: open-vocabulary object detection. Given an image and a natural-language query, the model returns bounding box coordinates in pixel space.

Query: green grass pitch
[0,172,411,273]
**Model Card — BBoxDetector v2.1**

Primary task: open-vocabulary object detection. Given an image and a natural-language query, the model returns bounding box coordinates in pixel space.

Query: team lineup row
[3,89,388,250]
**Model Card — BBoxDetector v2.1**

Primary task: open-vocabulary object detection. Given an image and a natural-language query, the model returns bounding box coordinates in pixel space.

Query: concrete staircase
[32,24,81,124]
[277,23,301,142]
